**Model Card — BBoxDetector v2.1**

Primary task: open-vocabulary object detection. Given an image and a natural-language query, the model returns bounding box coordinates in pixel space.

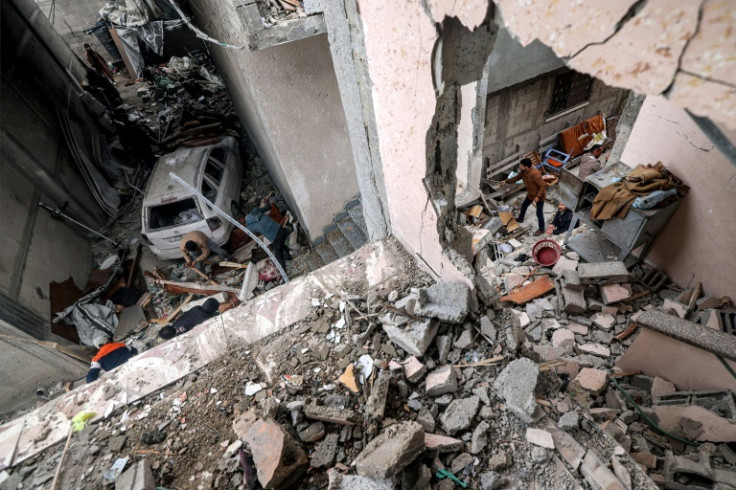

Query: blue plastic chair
[536,148,571,172]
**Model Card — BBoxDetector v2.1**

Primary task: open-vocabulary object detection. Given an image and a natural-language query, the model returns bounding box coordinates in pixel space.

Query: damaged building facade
[1,0,736,488]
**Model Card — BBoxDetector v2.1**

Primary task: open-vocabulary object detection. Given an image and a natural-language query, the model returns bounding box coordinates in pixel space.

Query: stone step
[347,205,368,238]
[303,250,325,272]
[314,239,339,266]
[326,227,355,258]
[336,218,367,251]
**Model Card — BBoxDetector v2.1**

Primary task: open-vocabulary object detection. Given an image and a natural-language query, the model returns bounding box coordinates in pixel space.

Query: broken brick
[402,356,426,383]
[243,419,307,488]
[574,368,608,394]
[425,365,457,396]
[424,433,463,452]
[338,363,359,393]
[599,283,631,305]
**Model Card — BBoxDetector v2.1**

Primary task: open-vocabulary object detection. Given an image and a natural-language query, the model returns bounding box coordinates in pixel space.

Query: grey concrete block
[414,282,471,323]
[493,357,539,423]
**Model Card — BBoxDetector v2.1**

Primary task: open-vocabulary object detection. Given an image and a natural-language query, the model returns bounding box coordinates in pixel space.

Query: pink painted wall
[356,2,485,282]
[621,96,736,298]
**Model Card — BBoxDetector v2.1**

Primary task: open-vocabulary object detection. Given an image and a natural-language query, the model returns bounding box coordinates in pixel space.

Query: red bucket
[532,239,561,267]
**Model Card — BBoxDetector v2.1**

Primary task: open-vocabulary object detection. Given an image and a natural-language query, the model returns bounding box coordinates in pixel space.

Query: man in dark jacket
[87,338,138,383]
[245,198,292,269]
[158,298,220,340]
[546,203,575,235]
[502,158,547,236]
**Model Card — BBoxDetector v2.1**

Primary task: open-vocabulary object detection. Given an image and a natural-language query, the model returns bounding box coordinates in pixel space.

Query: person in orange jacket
[86,336,138,383]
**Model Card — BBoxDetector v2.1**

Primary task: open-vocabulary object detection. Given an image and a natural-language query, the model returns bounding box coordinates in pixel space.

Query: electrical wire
[609,377,700,447]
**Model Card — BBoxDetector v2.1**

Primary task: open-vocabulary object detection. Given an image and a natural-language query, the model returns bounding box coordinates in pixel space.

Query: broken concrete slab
[305,405,360,425]
[424,433,463,452]
[328,472,394,490]
[548,427,586,472]
[617,328,736,391]
[552,328,575,355]
[578,343,611,357]
[440,396,480,435]
[454,329,473,349]
[402,356,427,383]
[526,428,554,449]
[653,405,736,442]
[561,287,587,315]
[651,377,677,399]
[310,433,339,468]
[600,283,631,305]
[243,419,307,488]
[493,357,539,423]
[558,411,580,430]
[662,298,688,319]
[577,261,629,284]
[413,282,471,323]
[591,313,616,331]
[365,371,391,436]
[581,450,626,490]
[115,459,154,490]
[552,256,578,276]
[382,319,439,357]
[470,421,490,454]
[354,422,424,479]
[574,368,608,394]
[425,366,457,396]
[637,310,736,361]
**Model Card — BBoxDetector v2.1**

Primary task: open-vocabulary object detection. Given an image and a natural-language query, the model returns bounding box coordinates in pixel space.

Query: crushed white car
[141,136,242,260]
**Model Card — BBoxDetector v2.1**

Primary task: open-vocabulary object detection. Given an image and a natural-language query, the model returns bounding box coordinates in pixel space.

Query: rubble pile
[254,0,308,25]
[6,235,733,490]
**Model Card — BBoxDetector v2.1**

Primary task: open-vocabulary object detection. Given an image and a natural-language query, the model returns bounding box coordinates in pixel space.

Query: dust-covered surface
[8,228,734,490]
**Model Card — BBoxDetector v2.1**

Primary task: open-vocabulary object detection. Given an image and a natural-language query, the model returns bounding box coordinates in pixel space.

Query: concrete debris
[526,428,555,449]
[577,261,630,284]
[311,433,339,468]
[471,421,490,454]
[354,422,424,479]
[580,450,626,490]
[574,368,609,394]
[600,283,631,305]
[305,404,360,425]
[402,356,426,383]
[557,411,580,430]
[454,329,474,349]
[424,433,463,452]
[440,396,480,435]
[480,471,505,490]
[413,282,471,323]
[338,363,360,393]
[591,313,616,331]
[328,472,394,490]
[243,419,308,488]
[365,370,391,436]
[425,365,458,396]
[382,318,438,357]
[493,358,539,422]
[115,459,154,490]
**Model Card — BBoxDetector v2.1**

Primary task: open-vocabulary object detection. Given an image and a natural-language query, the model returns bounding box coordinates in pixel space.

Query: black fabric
[273,227,290,270]
[110,287,145,307]
[518,197,545,231]
[87,346,138,382]
[170,304,217,335]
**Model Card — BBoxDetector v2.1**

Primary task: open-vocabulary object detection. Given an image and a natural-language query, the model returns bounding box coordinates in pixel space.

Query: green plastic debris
[435,469,467,488]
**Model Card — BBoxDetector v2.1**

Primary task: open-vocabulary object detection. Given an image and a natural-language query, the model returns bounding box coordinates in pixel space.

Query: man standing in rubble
[180,230,231,275]
[502,158,547,236]
[578,144,604,181]
[245,197,292,270]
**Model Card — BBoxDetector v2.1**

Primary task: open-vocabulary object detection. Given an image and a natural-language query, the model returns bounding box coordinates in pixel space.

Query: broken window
[205,153,224,186]
[548,71,593,116]
[147,198,200,230]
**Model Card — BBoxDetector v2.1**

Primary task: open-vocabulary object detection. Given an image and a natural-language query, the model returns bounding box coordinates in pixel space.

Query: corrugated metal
[0,291,50,340]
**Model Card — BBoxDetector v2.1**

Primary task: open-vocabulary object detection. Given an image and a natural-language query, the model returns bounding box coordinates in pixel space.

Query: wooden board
[500,275,555,305]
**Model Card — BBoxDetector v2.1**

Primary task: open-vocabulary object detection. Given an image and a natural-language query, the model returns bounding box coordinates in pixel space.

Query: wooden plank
[500,275,555,305]
[108,27,136,78]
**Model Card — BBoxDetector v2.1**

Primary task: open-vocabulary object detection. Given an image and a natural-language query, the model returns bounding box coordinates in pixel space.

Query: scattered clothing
[245,204,291,269]
[159,298,219,339]
[55,299,119,347]
[632,188,679,210]
[550,208,574,235]
[577,153,602,181]
[87,342,138,383]
[591,162,688,220]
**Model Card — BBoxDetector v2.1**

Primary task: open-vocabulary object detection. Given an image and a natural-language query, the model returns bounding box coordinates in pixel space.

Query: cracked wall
[355,1,493,282]
[621,96,736,298]
[495,0,736,129]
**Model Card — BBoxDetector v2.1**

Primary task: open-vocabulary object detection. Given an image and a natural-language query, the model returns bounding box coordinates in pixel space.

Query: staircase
[301,201,368,272]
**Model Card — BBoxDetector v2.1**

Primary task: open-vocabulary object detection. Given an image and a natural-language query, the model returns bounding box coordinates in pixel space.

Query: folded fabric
[591,162,688,220]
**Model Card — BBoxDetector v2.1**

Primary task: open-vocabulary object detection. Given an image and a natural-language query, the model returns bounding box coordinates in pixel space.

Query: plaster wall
[187,0,359,241]
[484,74,628,169]
[356,2,487,282]
[621,96,736,298]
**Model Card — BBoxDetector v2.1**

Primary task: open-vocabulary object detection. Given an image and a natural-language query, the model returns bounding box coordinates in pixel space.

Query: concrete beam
[637,310,736,362]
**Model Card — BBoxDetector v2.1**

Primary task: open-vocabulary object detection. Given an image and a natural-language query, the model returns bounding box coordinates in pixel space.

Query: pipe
[168,172,289,282]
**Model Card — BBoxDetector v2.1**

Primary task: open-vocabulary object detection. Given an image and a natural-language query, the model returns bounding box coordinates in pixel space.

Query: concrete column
[304,0,391,241]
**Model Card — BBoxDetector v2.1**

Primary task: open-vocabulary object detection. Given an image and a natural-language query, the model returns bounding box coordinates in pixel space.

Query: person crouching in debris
[501,158,547,236]
[245,197,293,270]
[158,298,220,340]
[86,335,138,383]
[180,230,231,275]
[546,203,575,235]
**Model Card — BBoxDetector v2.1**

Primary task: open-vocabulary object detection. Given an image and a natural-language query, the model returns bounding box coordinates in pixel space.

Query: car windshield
[147,198,202,230]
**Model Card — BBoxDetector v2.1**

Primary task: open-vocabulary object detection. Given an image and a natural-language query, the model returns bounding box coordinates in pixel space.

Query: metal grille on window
[548,71,593,116]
